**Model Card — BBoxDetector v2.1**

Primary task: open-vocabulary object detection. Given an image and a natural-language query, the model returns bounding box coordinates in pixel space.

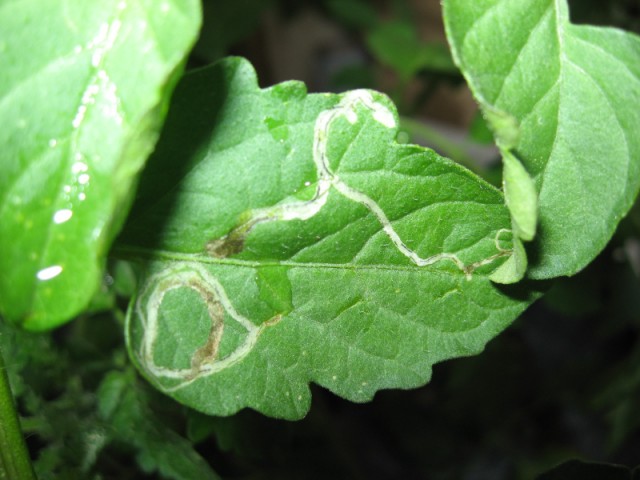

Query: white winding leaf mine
[135,90,514,391]
[208,89,513,277]
[132,263,280,391]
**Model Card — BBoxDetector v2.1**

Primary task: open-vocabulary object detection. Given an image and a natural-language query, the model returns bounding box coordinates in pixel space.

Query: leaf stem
[0,346,36,480]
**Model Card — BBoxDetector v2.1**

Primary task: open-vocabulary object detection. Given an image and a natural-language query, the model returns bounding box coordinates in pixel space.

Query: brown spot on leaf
[185,280,225,372]
[190,298,224,371]
[206,234,245,258]
[205,217,260,258]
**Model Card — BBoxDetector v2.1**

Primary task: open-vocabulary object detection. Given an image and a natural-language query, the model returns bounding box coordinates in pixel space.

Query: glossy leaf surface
[0,0,201,330]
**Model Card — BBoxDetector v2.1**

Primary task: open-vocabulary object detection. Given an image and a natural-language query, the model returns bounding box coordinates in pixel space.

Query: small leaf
[117,58,539,419]
[444,0,640,278]
[327,0,379,30]
[0,0,201,330]
[502,151,538,241]
[367,22,457,81]
[483,107,520,151]
[489,234,527,284]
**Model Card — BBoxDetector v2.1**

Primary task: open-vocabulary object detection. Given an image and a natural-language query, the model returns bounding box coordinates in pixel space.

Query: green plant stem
[399,116,484,174]
[0,347,36,480]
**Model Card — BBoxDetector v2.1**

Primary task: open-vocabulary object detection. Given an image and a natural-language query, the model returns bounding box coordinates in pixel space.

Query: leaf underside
[0,0,201,330]
[118,58,539,419]
[443,0,640,279]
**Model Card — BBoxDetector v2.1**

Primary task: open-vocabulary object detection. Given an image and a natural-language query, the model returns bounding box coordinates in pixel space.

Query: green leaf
[98,370,220,480]
[326,0,379,30]
[502,151,538,242]
[489,234,527,284]
[0,0,202,330]
[367,21,457,81]
[443,0,640,278]
[117,57,539,419]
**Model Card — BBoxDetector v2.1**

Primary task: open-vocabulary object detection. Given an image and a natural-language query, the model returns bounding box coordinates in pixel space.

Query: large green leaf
[443,0,640,278]
[0,0,201,330]
[117,58,539,419]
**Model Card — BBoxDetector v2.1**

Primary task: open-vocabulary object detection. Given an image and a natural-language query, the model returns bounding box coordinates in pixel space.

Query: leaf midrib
[113,245,497,278]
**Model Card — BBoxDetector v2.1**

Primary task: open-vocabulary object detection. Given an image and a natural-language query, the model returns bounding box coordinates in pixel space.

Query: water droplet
[53,209,73,224]
[78,173,90,185]
[78,193,86,201]
[72,105,87,128]
[37,265,63,281]
[88,21,121,67]
[98,72,122,125]
[304,181,311,187]
[49,139,57,147]
[72,161,88,174]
